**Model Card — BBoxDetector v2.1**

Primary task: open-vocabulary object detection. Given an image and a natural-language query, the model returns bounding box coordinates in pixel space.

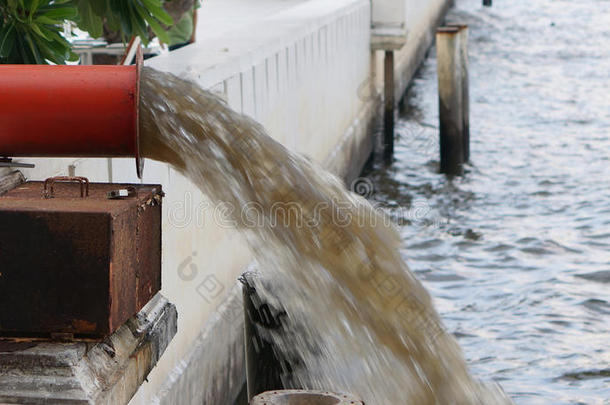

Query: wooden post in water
[483,0,492,6]
[384,50,395,158]
[447,24,470,163]
[436,26,464,175]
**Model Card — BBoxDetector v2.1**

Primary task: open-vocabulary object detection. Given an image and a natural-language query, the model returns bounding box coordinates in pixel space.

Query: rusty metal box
[0,179,163,339]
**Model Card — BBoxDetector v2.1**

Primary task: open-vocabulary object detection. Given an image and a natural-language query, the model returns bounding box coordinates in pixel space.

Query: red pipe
[0,48,143,177]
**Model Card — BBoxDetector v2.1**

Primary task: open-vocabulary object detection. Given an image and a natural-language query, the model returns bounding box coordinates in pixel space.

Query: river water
[361,1,610,404]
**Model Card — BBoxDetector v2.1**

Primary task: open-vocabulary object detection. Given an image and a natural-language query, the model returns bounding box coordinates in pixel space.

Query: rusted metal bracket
[43,176,90,199]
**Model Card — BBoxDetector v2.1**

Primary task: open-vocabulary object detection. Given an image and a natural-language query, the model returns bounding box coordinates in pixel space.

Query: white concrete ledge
[148,0,368,89]
[0,294,177,405]
[371,28,407,51]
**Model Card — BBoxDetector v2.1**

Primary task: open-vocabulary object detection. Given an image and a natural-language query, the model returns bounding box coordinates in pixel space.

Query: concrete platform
[0,294,177,405]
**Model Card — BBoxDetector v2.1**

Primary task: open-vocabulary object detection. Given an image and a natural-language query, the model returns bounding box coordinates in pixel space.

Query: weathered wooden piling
[447,24,470,162]
[384,50,395,158]
[436,26,465,175]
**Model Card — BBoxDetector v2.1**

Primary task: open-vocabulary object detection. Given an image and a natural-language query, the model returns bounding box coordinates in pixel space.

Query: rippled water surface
[362,1,610,403]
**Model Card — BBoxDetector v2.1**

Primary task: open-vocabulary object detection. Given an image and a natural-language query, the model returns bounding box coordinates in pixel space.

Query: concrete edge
[0,294,177,405]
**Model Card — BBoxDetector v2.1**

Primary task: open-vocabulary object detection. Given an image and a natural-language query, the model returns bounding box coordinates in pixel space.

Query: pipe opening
[274,393,338,405]
[251,390,362,405]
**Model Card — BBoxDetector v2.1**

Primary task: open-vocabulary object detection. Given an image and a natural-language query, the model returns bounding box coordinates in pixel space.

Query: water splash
[139,67,510,404]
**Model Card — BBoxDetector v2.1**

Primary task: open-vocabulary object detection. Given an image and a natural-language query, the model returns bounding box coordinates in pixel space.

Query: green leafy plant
[72,0,173,45]
[0,0,173,64]
[1,0,78,64]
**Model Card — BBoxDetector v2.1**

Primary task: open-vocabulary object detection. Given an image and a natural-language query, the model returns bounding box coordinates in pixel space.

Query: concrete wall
[0,0,451,403]
[373,0,452,103]
[396,0,452,99]
[372,0,408,32]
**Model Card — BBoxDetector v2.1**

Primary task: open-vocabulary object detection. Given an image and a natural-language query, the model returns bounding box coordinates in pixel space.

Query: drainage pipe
[0,48,144,177]
[250,390,364,405]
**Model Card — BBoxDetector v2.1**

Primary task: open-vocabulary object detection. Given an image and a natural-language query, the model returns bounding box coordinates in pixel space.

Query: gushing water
[139,67,510,404]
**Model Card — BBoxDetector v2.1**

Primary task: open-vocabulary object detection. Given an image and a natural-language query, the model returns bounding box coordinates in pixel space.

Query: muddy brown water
[139,65,511,404]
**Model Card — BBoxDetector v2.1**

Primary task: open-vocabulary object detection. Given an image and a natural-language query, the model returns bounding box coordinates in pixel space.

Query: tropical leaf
[1,0,177,64]
[0,24,17,59]
[88,0,107,16]
[74,0,104,38]
[39,7,78,21]
[140,0,173,26]
[142,10,170,44]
